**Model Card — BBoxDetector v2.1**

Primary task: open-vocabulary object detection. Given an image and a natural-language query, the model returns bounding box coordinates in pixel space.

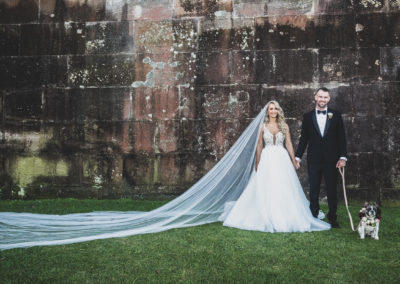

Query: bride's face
[267,103,278,119]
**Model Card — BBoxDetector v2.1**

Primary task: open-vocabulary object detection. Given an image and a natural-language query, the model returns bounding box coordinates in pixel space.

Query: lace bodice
[263,124,285,147]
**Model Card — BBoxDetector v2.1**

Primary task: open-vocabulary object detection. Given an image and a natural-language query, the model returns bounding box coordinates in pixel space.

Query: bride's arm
[256,124,264,171]
[284,124,297,167]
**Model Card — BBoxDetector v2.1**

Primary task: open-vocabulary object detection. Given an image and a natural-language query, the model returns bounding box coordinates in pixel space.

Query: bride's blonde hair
[264,100,286,137]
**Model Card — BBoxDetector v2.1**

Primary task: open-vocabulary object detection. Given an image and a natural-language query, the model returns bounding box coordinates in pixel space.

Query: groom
[294,87,347,228]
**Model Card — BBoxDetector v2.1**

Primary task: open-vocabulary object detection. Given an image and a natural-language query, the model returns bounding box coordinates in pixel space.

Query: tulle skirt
[219,145,331,232]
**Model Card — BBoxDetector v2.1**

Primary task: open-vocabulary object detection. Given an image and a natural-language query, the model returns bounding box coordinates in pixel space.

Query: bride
[0,101,328,250]
[220,101,330,232]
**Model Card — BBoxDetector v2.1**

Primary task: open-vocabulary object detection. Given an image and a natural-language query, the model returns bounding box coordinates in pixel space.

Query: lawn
[1,199,399,283]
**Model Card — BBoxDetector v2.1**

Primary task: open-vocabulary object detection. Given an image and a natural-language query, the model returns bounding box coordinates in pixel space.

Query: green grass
[1,199,400,283]
[0,198,168,214]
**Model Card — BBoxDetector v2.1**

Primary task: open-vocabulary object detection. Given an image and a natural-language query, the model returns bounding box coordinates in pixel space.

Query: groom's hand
[336,159,346,168]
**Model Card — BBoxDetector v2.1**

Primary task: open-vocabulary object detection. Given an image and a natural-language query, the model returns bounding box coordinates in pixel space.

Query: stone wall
[0,0,399,202]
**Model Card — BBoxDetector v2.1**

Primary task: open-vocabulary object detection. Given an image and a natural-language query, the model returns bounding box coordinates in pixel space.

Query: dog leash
[338,167,357,232]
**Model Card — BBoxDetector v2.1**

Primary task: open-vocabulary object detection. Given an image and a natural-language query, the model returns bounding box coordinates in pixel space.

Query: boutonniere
[328,112,333,119]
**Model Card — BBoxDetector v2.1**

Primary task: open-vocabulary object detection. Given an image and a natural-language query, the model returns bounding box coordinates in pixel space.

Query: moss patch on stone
[11,156,68,189]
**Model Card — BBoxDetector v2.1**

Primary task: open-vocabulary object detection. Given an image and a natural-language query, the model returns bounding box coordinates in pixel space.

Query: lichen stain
[69,57,134,86]
[130,5,142,19]
[203,92,222,114]
[176,0,231,16]
[137,21,173,52]
[234,28,254,50]
[11,157,68,188]
[351,0,383,8]
[105,0,127,20]
[111,158,123,183]
[390,0,400,8]
[17,188,25,197]
[177,85,195,118]
[82,157,107,187]
[93,174,103,189]
[131,56,179,88]
[2,130,54,154]
[355,23,364,32]
[180,0,198,12]
[86,39,106,53]
[172,21,198,52]
[228,90,250,116]
[69,69,90,84]
[323,63,335,73]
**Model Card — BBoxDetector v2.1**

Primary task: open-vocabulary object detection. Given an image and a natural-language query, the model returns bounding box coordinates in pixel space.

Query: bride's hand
[293,160,300,170]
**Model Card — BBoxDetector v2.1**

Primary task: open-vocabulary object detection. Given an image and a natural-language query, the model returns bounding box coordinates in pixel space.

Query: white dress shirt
[316,108,327,136]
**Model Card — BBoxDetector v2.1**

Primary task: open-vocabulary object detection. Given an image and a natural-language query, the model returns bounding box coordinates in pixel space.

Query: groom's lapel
[323,109,332,137]
[311,111,322,137]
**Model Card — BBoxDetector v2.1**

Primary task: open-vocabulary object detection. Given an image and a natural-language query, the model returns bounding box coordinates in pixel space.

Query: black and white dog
[358,202,381,240]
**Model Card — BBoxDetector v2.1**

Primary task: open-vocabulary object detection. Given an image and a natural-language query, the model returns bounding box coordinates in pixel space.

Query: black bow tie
[317,110,327,115]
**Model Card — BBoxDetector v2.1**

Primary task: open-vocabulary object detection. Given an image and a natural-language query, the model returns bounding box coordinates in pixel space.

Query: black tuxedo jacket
[295,108,347,163]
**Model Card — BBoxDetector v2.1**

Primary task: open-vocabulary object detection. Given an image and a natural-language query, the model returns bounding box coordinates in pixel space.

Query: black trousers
[308,162,338,222]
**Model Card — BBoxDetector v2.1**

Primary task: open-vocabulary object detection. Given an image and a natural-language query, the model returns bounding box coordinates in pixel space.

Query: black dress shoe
[329,221,340,228]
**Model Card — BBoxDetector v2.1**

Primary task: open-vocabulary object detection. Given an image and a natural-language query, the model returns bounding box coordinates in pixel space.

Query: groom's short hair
[315,87,329,95]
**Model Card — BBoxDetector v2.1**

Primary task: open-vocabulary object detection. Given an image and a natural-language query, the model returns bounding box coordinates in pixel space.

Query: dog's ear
[373,201,379,208]
[363,201,369,207]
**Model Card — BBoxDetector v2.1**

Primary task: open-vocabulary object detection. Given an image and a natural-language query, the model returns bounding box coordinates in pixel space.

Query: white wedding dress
[219,125,331,232]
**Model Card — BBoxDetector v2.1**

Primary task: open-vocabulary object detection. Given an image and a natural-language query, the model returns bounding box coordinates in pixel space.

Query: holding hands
[293,160,300,170]
[293,159,345,170]
[336,159,346,168]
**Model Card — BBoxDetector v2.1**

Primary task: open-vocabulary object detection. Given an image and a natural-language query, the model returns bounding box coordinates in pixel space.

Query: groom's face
[315,90,330,109]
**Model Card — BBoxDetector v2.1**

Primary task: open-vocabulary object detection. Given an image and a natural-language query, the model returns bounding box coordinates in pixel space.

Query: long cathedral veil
[0,105,267,250]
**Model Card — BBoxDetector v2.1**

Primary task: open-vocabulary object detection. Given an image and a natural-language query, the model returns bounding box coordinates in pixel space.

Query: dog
[358,202,381,240]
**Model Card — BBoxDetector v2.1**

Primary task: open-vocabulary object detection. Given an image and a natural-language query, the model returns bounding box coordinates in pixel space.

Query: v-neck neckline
[265,124,280,137]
